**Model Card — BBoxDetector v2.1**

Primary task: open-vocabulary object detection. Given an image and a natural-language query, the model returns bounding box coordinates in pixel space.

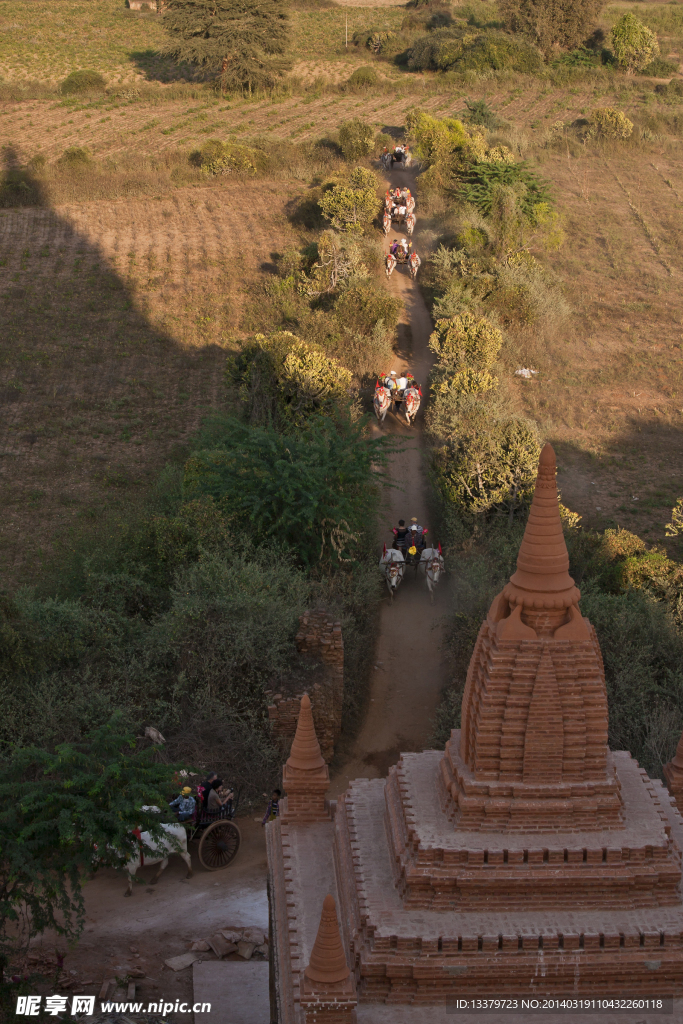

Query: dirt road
[331,165,451,795]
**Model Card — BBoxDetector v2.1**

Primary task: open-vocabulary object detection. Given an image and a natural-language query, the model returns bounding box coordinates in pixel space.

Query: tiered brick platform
[267,446,683,1023]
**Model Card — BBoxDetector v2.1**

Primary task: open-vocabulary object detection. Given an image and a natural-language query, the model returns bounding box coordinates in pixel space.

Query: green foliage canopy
[611,12,660,74]
[497,0,606,55]
[337,119,375,161]
[0,715,180,964]
[226,331,352,426]
[163,0,291,92]
[319,167,380,233]
[183,414,389,564]
[458,162,553,219]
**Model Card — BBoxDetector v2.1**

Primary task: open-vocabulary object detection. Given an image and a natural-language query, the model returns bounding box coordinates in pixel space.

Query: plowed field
[1,78,664,162]
[0,181,301,582]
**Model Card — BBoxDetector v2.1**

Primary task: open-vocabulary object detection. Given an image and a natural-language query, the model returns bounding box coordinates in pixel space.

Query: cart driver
[410,518,428,551]
[169,786,196,822]
[393,520,410,553]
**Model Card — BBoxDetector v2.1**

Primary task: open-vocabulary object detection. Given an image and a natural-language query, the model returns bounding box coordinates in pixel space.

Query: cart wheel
[198,820,241,871]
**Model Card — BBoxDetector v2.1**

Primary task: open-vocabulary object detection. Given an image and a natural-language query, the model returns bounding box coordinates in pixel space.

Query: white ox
[382,210,391,236]
[380,548,405,600]
[419,547,445,603]
[122,806,193,896]
[409,253,421,280]
[385,253,397,278]
[374,385,391,424]
[403,386,421,426]
[406,212,416,237]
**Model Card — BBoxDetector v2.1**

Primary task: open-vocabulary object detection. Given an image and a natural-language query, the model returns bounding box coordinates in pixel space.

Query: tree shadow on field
[552,417,683,559]
[0,148,230,586]
[129,48,202,84]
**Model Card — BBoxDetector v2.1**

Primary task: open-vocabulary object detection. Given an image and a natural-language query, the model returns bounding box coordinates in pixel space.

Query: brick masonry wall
[267,611,344,763]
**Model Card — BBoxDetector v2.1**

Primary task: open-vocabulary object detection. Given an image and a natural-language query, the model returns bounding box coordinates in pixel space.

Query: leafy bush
[611,12,660,74]
[405,109,471,161]
[61,70,106,95]
[431,412,541,517]
[338,118,375,160]
[640,56,679,77]
[407,28,543,74]
[319,167,380,233]
[428,312,502,372]
[351,28,394,54]
[183,413,388,565]
[498,0,606,55]
[461,98,504,129]
[553,46,601,67]
[453,33,544,74]
[348,66,378,88]
[189,139,268,175]
[226,331,352,426]
[57,146,92,168]
[333,280,402,338]
[586,107,634,139]
[458,161,553,218]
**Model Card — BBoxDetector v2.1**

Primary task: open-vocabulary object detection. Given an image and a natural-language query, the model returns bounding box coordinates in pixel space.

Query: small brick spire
[503,442,580,611]
[287,694,326,771]
[304,894,350,985]
[281,694,330,823]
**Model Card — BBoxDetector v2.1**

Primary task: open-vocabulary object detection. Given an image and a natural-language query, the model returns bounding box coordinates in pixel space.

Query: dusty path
[331,165,452,796]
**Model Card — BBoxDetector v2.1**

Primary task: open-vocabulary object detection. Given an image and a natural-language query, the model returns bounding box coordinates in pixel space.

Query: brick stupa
[267,449,683,1022]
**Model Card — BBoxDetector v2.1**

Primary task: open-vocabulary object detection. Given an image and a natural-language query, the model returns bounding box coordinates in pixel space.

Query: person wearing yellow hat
[169,785,196,822]
[410,517,428,551]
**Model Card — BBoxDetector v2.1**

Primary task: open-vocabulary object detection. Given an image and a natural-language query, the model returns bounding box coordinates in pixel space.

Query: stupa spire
[304,894,350,985]
[286,693,326,772]
[502,443,580,611]
[281,694,330,823]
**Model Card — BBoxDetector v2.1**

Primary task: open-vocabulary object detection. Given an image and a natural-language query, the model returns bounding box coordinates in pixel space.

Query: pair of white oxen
[374,382,421,426]
[380,149,412,172]
[386,250,421,280]
[379,547,445,602]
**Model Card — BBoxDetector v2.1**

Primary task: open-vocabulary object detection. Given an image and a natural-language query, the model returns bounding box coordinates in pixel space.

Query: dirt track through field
[331,164,451,796]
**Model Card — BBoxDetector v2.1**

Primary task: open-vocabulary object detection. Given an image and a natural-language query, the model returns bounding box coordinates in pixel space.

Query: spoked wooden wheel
[198,820,241,871]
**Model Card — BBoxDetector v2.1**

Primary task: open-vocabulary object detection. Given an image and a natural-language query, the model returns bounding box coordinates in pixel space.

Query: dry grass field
[0,182,301,582]
[3,0,683,583]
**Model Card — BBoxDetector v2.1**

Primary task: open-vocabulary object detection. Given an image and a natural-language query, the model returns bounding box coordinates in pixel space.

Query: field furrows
[0,182,300,581]
[0,81,654,161]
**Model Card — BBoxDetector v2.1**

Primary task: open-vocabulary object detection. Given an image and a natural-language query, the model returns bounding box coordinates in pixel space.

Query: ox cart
[184,789,242,870]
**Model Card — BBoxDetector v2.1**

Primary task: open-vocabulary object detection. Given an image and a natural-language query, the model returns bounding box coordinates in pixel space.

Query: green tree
[226,332,352,426]
[431,413,541,517]
[611,12,659,74]
[0,716,180,970]
[338,118,375,160]
[319,168,380,234]
[182,413,389,564]
[162,0,290,93]
[497,0,605,55]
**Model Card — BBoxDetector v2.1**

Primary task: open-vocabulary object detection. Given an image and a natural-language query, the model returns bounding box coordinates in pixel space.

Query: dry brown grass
[0,180,302,584]
[509,138,683,545]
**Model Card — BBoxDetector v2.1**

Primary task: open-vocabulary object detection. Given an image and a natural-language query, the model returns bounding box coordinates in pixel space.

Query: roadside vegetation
[407,100,683,781]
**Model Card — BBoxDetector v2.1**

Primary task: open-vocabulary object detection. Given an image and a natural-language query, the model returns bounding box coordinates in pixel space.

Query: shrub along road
[331,165,453,796]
